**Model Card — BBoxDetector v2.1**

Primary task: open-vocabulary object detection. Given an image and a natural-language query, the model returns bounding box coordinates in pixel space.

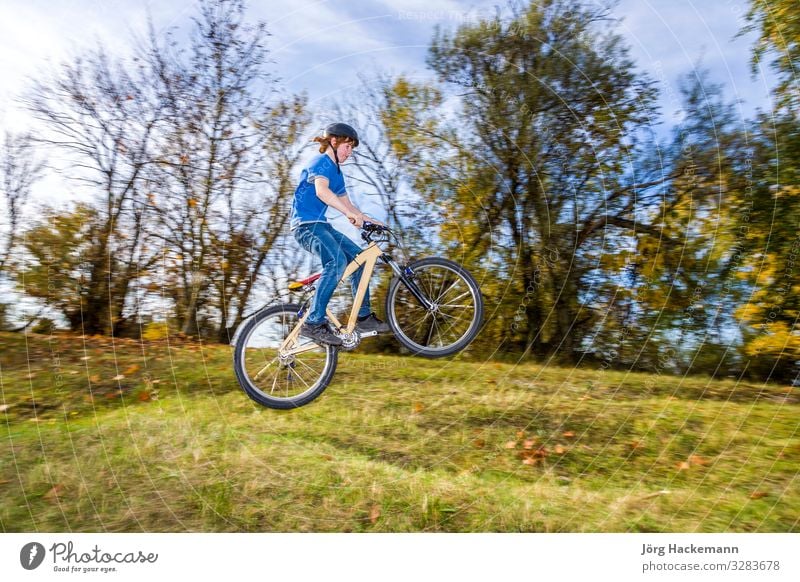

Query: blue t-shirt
[290,154,346,230]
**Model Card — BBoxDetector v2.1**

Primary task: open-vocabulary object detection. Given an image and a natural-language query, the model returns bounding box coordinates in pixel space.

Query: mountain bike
[232,223,484,409]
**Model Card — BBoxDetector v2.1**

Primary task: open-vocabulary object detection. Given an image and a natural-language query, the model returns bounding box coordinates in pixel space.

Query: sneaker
[356,313,391,334]
[300,321,343,346]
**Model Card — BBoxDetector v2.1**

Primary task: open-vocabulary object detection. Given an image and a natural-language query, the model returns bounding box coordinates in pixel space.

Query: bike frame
[279,242,386,357]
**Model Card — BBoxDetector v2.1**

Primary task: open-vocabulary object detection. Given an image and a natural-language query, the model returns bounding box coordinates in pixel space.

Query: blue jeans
[293,222,372,325]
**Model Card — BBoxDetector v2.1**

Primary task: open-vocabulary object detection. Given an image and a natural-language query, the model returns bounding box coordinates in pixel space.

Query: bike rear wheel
[233,303,338,409]
[385,257,483,358]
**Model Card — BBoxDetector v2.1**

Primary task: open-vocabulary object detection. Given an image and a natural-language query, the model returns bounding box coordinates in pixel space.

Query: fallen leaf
[473,439,486,448]
[0,404,9,413]
[44,484,64,501]
[677,461,690,471]
[562,431,576,438]
[515,430,525,439]
[123,364,140,375]
[689,455,710,467]
[80,356,91,361]
[137,391,151,402]
[749,491,768,500]
[629,440,645,451]
[112,374,125,381]
[89,375,101,383]
[520,447,548,466]
[369,505,381,524]
[412,402,424,414]
[523,439,536,450]
[554,444,566,454]
[504,441,517,449]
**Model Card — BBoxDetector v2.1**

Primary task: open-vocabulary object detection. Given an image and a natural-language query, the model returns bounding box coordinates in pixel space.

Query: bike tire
[385,257,483,358]
[233,303,338,409]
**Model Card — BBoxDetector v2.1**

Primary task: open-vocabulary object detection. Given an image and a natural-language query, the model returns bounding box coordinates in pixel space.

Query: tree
[732,0,800,380]
[24,47,161,335]
[1,132,43,274]
[18,205,100,331]
[394,0,663,360]
[143,0,309,341]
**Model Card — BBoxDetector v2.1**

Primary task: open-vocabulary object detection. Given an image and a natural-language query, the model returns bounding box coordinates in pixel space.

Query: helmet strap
[331,146,342,174]
[330,140,342,174]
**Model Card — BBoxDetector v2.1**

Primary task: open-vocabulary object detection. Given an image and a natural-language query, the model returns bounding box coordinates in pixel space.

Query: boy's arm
[314,177,362,223]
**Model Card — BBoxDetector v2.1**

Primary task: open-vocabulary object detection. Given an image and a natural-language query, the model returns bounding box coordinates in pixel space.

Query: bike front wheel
[385,257,483,358]
[233,303,338,409]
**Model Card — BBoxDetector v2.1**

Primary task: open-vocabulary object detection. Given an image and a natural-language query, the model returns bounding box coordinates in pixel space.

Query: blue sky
[0,0,773,125]
[0,0,776,208]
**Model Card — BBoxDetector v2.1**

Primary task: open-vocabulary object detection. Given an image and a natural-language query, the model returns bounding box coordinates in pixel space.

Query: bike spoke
[423,316,436,347]
[435,279,460,303]
[288,366,311,389]
[438,289,471,306]
[253,355,278,381]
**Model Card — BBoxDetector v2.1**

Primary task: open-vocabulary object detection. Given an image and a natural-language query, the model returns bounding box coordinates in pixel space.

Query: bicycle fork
[381,255,435,311]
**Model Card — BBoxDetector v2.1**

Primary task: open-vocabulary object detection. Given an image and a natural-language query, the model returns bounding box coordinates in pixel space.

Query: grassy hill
[0,331,797,532]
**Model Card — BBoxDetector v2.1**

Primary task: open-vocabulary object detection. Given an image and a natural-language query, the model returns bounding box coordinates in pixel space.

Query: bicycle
[232,223,484,409]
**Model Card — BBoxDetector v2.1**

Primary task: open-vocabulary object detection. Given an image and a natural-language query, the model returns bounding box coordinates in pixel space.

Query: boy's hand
[347,211,365,227]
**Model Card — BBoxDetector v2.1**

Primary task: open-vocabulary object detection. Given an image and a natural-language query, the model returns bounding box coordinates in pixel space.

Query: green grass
[1,331,798,532]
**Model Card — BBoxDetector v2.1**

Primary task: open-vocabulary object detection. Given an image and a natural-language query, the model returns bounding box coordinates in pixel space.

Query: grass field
[1,331,798,532]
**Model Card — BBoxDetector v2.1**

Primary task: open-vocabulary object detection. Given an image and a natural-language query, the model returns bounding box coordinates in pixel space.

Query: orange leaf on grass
[689,455,710,467]
[520,447,548,466]
[412,402,424,414]
[554,444,566,454]
[44,484,64,501]
[123,364,140,375]
[749,491,768,500]
[562,431,576,438]
[677,461,691,471]
[369,505,381,524]
[504,441,517,449]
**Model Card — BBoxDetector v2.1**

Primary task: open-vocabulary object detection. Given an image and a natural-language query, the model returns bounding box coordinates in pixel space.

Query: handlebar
[360,221,392,243]
[361,221,389,233]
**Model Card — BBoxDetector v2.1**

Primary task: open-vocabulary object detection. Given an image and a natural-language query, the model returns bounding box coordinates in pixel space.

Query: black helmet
[323,122,359,147]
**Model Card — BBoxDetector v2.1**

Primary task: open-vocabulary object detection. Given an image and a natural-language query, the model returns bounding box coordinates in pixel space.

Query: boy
[291,122,390,346]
